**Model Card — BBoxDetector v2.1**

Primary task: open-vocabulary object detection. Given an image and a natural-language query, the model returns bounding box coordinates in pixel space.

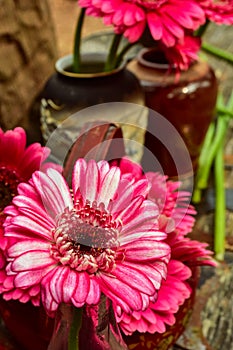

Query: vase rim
[55,54,126,78]
[137,48,173,70]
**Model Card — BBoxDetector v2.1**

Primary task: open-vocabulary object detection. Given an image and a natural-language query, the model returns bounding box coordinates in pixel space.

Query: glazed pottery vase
[40,53,147,163]
[127,48,218,178]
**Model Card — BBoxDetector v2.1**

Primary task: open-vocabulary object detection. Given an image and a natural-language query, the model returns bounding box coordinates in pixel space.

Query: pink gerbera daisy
[200,0,233,25]
[0,126,61,246]
[117,259,192,335]
[2,159,170,317]
[0,127,61,304]
[0,127,61,217]
[79,0,206,46]
[114,157,196,235]
[117,228,215,335]
[146,171,197,236]
[158,34,201,72]
[113,157,215,335]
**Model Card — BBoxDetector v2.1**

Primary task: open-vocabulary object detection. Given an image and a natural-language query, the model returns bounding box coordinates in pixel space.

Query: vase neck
[55,54,126,78]
[138,48,172,71]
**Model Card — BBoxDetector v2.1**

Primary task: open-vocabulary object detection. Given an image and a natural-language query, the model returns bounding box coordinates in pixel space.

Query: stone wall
[0,0,57,140]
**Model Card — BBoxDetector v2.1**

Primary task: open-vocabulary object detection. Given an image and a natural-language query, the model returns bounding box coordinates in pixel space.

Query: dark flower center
[51,199,123,273]
[0,167,21,212]
[67,221,118,251]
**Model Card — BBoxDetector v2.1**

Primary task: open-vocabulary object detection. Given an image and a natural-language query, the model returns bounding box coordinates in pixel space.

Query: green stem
[192,121,216,203]
[193,115,227,194]
[68,307,83,350]
[217,106,233,118]
[104,33,123,71]
[115,42,137,67]
[73,8,86,73]
[195,19,210,38]
[201,42,233,65]
[214,141,225,261]
[192,92,233,204]
[197,121,216,169]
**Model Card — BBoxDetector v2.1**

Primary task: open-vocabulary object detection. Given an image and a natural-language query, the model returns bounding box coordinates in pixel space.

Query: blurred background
[0,0,232,139]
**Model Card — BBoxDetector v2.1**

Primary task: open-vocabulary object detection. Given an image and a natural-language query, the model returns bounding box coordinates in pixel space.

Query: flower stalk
[104,33,123,71]
[192,92,233,204]
[68,307,83,350]
[73,8,86,73]
[192,91,233,260]
[201,41,233,65]
[195,19,210,38]
[115,41,136,68]
[214,140,225,262]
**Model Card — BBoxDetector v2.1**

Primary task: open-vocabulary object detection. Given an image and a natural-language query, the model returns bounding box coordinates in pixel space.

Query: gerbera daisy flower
[159,34,201,72]
[146,171,196,236]
[0,127,61,304]
[200,0,233,25]
[79,0,206,46]
[113,157,215,335]
[114,157,196,235]
[0,127,61,219]
[2,159,170,317]
[116,231,216,335]
[116,259,192,335]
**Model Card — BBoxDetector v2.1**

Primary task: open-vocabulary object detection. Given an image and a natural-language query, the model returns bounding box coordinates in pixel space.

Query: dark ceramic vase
[127,48,218,179]
[39,53,147,165]
[40,53,144,141]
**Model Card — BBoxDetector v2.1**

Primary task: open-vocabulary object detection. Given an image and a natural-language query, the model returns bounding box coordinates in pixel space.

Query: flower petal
[72,272,90,306]
[98,166,121,206]
[12,250,54,272]
[72,158,87,195]
[124,240,170,262]
[97,272,145,312]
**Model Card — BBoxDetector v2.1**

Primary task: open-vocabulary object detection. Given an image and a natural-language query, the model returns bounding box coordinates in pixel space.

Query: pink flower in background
[77,0,233,73]
[115,157,196,235]
[0,126,61,244]
[146,171,196,236]
[2,159,170,316]
[200,0,233,25]
[0,127,62,305]
[117,227,215,335]
[0,127,60,188]
[159,35,201,71]
[79,0,206,46]
[117,260,192,334]
[113,157,215,335]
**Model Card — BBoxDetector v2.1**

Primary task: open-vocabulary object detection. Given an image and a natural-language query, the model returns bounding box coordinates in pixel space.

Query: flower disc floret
[50,204,122,273]
[0,167,21,211]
